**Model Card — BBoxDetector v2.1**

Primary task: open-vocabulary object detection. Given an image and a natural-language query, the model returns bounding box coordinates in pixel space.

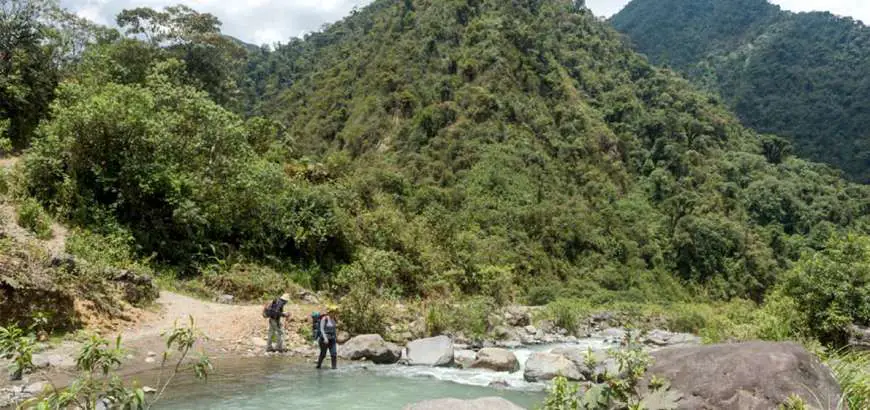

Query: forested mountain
[232,0,870,302]
[8,0,870,319]
[611,0,870,182]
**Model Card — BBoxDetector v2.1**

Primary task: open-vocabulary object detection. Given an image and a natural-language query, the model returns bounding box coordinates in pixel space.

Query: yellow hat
[280,293,291,301]
[326,304,338,313]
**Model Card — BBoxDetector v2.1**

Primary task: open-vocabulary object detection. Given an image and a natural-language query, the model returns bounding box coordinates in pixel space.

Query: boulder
[523,325,537,335]
[112,269,159,305]
[849,324,870,350]
[454,349,477,369]
[406,336,454,367]
[549,347,618,381]
[648,342,843,410]
[643,329,700,347]
[503,306,531,327]
[336,330,351,344]
[403,397,525,410]
[216,294,234,304]
[595,328,627,343]
[339,334,402,364]
[523,352,582,382]
[471,348,520,372]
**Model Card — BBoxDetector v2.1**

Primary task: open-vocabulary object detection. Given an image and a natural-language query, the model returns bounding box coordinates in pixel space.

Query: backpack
[263,300,278,319]
[311,311,321,340]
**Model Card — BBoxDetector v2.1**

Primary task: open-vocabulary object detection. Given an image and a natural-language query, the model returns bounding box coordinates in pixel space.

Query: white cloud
[58,0,870,45]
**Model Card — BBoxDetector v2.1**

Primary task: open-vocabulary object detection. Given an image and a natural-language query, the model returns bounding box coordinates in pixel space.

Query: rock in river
[339,334,402,364]
[406,335,454,367]
[470,348,520,372]
[523,352,582,382]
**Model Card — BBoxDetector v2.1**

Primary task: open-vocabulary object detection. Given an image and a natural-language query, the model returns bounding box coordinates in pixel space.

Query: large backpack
[311,311,322,340]
[263,299,278,319]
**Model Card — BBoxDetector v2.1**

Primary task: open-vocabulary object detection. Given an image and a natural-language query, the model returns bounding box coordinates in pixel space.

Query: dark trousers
[317,338,337,369]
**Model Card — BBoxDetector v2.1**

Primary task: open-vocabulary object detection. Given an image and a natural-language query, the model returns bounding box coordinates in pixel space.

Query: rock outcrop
[403,397,525,410]
[648,342,843,410]
[470,348,520,372]
[338,334,402,364]
[406,336,454,367]
[642,329,701,347]
[523,352,582,382]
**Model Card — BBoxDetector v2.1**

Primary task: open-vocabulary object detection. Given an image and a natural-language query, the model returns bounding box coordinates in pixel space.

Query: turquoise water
[158,360,544,409]
[157,339,616,409]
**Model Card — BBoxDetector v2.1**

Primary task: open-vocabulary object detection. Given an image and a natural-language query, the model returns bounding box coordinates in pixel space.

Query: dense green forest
[4,0,870,347]
[611,0,870,182]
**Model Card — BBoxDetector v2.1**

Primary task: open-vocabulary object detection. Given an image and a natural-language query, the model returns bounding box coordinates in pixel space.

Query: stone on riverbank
[403,397,525,410]
[523,352,582,382]
[454,349,477,369]
[470,348,520,372]
[643,329,701,347]
[648,341,843,409]
[406,336,454,367]
[339,334,402,364]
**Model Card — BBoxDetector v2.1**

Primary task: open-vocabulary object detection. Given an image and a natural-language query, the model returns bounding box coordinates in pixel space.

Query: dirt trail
[114,291,317,357]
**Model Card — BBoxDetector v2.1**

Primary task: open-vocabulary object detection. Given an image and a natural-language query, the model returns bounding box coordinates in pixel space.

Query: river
[158,338,616,409]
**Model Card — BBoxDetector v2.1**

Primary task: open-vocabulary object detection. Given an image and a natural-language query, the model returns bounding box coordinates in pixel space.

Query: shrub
[546,299,591,334]
[526,285,558,306]
[201,263,297,302]
[779,234,870,345]
[425,297,493,338]
[16,197,52,239]
[0,324,35,381]
[339,284,387,335]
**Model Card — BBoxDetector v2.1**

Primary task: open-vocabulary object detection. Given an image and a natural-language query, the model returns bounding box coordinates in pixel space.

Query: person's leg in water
[329,338,337,369]
[317,339,328,369]
[267,318,278,352]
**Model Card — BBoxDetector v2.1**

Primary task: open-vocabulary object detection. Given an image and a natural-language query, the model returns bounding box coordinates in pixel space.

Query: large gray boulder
[550,347,614,380]
[523,352,582,382]
[648,341,843,410]
[471,348,520,372]
[406,336,454,367]
[338,334,401,364]
[643,329,701,347]
[403,397,525,410]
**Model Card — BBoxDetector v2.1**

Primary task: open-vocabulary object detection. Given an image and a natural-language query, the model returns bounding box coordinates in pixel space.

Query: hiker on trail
[264,293,290,352]
[317,305,338,369]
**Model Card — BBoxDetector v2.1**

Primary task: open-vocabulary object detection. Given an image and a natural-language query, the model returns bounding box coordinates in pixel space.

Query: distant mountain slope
[238,0,870,301]
[612,0,870,182]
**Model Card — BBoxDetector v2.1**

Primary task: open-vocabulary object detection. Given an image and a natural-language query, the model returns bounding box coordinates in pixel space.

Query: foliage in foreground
[541,336,675,410]
[23,316,211,409]
[826,351,870,410]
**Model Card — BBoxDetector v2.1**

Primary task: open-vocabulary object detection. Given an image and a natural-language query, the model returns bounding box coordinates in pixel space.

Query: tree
[116,5,246,109]
[780,234,870,345]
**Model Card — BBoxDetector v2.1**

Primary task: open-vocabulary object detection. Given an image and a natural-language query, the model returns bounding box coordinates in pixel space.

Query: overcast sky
[60,0,870,46]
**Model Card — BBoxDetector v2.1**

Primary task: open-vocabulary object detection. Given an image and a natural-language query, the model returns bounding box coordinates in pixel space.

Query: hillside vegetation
[3,0,870,350]
[612,0,870,182]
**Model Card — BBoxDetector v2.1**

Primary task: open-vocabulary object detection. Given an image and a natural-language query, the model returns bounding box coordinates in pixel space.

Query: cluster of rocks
[0,381,46,408]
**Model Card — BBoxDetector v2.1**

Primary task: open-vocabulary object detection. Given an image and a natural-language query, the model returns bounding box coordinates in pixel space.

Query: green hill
[611,0,870,182]
[236,0,870,302]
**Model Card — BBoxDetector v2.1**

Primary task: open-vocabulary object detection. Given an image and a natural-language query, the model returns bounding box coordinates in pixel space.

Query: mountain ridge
[612,0,870,182]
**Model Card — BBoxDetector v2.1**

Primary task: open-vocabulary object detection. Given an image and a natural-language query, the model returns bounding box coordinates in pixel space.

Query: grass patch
[16,198,52,239]
[827,351,870,409]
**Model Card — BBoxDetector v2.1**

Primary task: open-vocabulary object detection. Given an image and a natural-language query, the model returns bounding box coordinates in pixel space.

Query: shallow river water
[158,338,615,409]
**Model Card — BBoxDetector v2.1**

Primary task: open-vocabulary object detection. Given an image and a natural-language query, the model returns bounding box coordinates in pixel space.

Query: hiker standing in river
[264,293,290,352]
[317,305,339,369]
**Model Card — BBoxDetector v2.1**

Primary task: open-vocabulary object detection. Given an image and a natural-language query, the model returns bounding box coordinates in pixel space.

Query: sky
[60,0,870,46]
